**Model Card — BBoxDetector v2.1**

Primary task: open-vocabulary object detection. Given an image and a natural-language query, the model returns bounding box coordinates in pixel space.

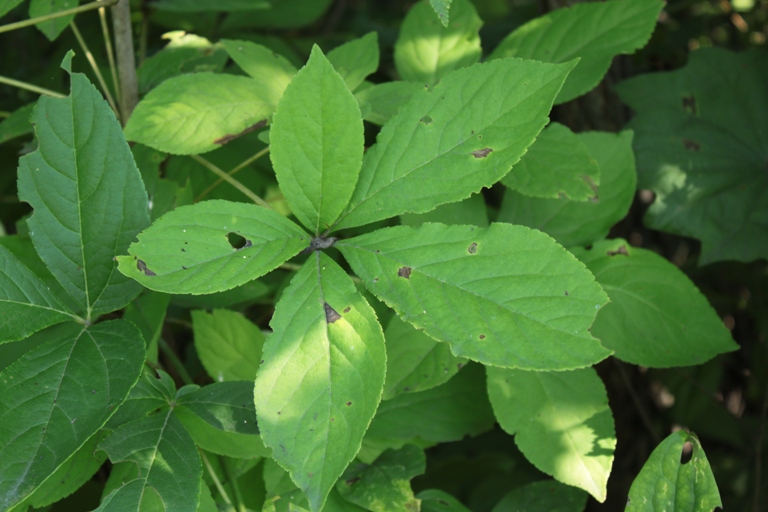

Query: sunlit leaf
[327,32,380,92]
[192,309,264,382]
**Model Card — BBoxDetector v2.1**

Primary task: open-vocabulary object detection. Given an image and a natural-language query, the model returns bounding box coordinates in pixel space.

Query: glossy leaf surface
[338,223,611,370]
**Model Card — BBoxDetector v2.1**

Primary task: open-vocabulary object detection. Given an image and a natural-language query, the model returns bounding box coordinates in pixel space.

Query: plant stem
[221,457,247,512]
[194,147,270,202]
[280,262,303,272]
[112,0,138,123]
[0,111,11,118]
[70,21,121,120]
[98,6,121,104]
[191,154,272,209]
[158,337,194,386]
[0,76,65,98]
[200,451,233,506]
[0,0,118,34]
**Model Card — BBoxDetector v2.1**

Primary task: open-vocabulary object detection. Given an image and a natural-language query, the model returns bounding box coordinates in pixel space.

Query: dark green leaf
[571,239,738,367]
[338,223,611,370]
[616,47,768,264]
[354,81,423,126]
[149,0,269,11]
[105,370,176,431]
[29,0,78,40]
[172,280,270,309]
[327,32,380,92]
[0,103,34,143]
[116,200,309,294]
[400,193,488,228]
[17,54,150,319]
[0,0,25,18]
[220,0,333,29]
[0,320,145,510]
[419,489,471,512]
[192,308,264,382]
[123,291,171,365]
[491,480,588,512]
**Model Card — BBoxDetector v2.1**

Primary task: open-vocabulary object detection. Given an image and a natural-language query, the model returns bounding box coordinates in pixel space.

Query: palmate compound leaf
[116,200,309,295]
[337,223,612,370]
[488,0,663,104]
[270,45,365,235]
[331,58,578,231]
[395,0,482,86]
[616,47,768,265]
[0,245,76,343]
[0,320,145,510]
[570,239,738,367]
[486,366,616,502]
[626,430,722,511]
[254,252,386,512]
[17,52,150,320]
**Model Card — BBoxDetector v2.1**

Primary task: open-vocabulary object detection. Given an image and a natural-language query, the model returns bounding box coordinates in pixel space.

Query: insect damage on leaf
[607,245,629,256]
[213,119,268,145]
[398,266,412,279]
[137,259,156,276]
[227,232,252,250]
[471,147,493,158]
[301,236,338,254]
[324,302,341,323]
[468,242,478,254]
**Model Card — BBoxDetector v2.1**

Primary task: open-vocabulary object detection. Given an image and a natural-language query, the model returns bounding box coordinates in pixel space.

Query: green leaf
[382,315,467,400]
[367,363,493,442]
[395,0,482,85]
[400,193,488,228]
[626,430,722,511]
[498,130,636,248]
[0,0,25,18]
[220,0,333,29]
[29,0,78,40]
[138,32,228,93]
[0,320,146,510]
[616,47,768,264]
[222,39,297,97]
[192,309,264,382]
[502,123,599,201]
[0,244,75,343]
[105,370,177,430]
[116,200,309,294]
[570,239,738,367]
[125,73,276,155]
[429,0,452,27]
[96,410,202,512]
[0,103,34,143]
[254,252,386,512]
[418,489,471,512]
[333,58,577,231]
[17,55,150,319]
[123,290,171,365]
[491,480,588,512]
[337,223,611,370]
[327,32,380,92]
[172,280,270,309]
[270,45,364,235]
[486,366,616,502]
[354,81,423,126]
[175,382,269,458]
[149,0,269,11]
[489,0,663,103]
[336,445,425,512]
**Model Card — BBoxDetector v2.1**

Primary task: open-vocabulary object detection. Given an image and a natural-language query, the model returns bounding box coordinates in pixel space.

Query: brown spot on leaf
[471,147,493,158]
[682,95,697,116]
[137,259,156,276]
[682,138,701,151]
[343,307,351,313]
[565,290,569,296]
[398,266,412,279]
[346,401,352,406]
[214,119,267,145]
[607,245,629,256]
[479,334,486,339]
[181,248,185,252]
[468,242,477,254]
[324,302,341,323]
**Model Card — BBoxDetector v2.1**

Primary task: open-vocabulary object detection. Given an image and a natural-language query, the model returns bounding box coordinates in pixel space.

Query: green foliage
[2,0,756,510]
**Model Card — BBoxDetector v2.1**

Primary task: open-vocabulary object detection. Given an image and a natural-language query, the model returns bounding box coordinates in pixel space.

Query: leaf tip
[61,50,75,73]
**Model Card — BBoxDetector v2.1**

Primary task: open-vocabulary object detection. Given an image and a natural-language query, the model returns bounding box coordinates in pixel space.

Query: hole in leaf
[471,148,493,158]
[420,115,433,125]
[324,302,341,323]
[680,441,693,464]
[227,232,251,250]
[343,307,351,313]
[607,245,629,257]
[398,266,412,279]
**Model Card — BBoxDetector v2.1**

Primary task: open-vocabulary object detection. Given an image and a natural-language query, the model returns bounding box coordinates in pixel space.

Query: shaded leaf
[0,103,34,143]
[498,130,636,247]
[172,280,270,309]
[395,0,481,85]
[123,290,170,365]
[192,309,264,382]
[116,200,309,294]
[222,39,296,97]
[125,73,276,155]
[491,480,588,512]
[337,445,425,512]
[17,54,150,318]
[367,363,493,442]
[616,47,768,264]
[105,370,177,431]
[489,0,663,103]
[0,0,25,18]
[270,45,364,235]
[502,122,600,201]
[254,252,386,512]
[626,430,722,511]
[29,0,78,40]
[571,239,738,367]
[486,366,616,502]
[338,223,611,370]
[382,315,467,400]
[327,32,380,92]
[149,0,268,11]
[0,320,145,510]
[419,489,471,512]
[400,193,488,228]
[333,58,577,230]
[220,0,333,29]
[354,81,423,126]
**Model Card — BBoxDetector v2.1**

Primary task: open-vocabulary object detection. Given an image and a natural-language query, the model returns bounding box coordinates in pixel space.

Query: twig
[0,76,65,98]
[200,451,233,506]
[191,154,272,209]
[194,147,270,202]
[112,0,138,122]
[0,0,118,34]
[70,21,121,120]
[98,6,121,104]
[221,457,247,512]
